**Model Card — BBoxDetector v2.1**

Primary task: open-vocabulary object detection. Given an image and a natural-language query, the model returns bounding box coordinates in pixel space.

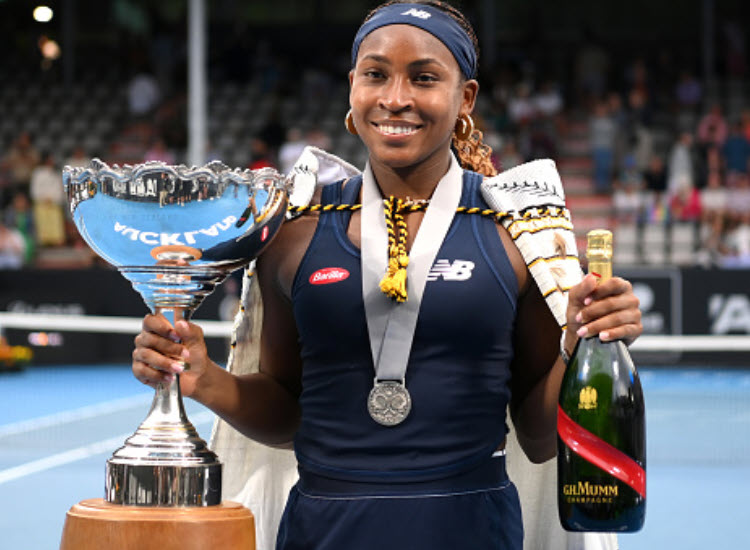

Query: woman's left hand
[563,274,643,354]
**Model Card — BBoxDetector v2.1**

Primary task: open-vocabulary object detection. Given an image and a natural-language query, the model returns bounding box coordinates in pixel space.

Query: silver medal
[368,380,412,426]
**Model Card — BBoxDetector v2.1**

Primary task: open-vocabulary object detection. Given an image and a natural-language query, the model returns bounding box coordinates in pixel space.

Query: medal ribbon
[361,155,463,382]
[557,405,646,498]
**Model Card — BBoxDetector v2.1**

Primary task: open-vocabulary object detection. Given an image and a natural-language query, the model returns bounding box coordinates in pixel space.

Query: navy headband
[351,3,477,80]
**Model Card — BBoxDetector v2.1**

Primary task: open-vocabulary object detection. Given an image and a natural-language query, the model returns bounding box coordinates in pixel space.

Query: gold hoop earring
[454,114,474,141]
[345,110,358,135]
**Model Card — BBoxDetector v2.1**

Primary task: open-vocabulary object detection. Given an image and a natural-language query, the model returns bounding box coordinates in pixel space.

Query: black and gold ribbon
[286,201,570,302]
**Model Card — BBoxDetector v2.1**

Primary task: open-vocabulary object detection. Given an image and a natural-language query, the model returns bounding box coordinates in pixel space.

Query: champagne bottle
[557,229,646,532]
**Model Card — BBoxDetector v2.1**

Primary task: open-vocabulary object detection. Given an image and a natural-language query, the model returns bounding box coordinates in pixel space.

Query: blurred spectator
[574,30,611,108]
[612,184,644,224]
[528,118,558,160]
[1,132,40,197]
[0,223,25,269]
[305,127,332,152]
[507,82,536,127]
[643,154,668,195]
[507,82,537,159]
[721,121,750,175]
[623,58,653,127]
[667,131,700,195]
[700,171,729,260]
[741,108,750,142]
[720,221,750,267]
[497,138,524,172]
[704,145,723,178]
[612,156,645,223]
[674,69,703,112]
[532,80,564,119]
[29,153,66,247]
[248,138,275,170]
[726,172,750,225]
[479,128,504,172]
[589,99,616,193]
[3,192,35,263]
[605,92,629,169]
[642,154,668,221]
[624,58,651,101]
[669,177,702,222]
[144,137,176,164]
[627,87,652,129]
[128,69,161,118]
[701,170,729,221]
[278,127,307,175]
[65,146,91,169]
[628,124,654,174]
[696,103,729,151]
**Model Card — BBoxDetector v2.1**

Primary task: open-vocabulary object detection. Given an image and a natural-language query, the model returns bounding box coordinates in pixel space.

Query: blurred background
[1,0,750,357]
[0,0,748,548]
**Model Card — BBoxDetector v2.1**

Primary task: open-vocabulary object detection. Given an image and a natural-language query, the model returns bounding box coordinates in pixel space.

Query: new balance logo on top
[427,259,475,282]
[401,8,431,19]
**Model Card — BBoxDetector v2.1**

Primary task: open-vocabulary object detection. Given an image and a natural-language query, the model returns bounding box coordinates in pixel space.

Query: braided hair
[362,0,498,177]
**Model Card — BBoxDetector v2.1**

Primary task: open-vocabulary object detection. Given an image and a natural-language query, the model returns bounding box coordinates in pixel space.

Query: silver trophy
[63,158,288,506]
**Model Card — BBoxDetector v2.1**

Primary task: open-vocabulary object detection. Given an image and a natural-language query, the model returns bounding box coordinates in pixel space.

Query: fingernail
[577,326,588,337]
[171,362,184,373]
[181,348,190,360]
[176,320,189,331]
[600,331,610,341]
[584,297,592,306]
[575,312,583,323]
[168,331,180,343]
[164,373,175,384]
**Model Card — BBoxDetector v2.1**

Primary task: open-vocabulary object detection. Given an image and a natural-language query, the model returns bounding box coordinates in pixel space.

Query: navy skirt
[275,455,523,550]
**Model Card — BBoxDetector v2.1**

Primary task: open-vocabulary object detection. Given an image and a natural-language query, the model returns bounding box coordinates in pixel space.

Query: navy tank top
[291,170,518,482]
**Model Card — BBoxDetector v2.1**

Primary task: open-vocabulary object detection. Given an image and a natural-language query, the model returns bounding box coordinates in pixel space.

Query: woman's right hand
[132,314,213,398]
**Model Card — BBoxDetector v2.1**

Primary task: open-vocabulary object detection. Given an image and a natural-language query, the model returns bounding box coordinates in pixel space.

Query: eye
[363,68,385,80]
[414,73,439,84]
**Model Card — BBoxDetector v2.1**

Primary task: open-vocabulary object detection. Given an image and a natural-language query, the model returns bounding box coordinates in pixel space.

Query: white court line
[0,394,152,438]
[0,411,215,486]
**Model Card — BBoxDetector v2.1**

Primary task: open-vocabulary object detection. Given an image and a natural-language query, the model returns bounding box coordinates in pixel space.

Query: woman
[133,2,642,548]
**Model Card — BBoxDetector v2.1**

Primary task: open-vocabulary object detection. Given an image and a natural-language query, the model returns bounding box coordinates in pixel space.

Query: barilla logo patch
[401,8,431,19]
[310,267,350,285]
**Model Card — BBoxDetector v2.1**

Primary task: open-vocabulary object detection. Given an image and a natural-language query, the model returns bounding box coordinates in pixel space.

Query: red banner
[558,406,646,498]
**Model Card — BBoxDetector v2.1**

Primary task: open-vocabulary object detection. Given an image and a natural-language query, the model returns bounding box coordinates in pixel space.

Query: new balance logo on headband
[401,8,431,20]
[427,259,475,282]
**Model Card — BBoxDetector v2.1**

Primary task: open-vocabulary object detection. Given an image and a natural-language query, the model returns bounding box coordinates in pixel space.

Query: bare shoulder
[495,224,531,295]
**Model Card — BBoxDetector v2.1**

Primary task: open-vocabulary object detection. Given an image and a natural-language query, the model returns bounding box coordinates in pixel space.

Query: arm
[132,217,317,447]
[188,252,303,446]
[509,273,642,464]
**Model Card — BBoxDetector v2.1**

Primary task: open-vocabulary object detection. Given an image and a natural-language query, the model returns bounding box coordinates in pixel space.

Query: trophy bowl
[62,158,289,506]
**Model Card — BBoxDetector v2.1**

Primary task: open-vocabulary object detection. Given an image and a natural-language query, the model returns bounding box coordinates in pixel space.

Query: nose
[378,76,413,113]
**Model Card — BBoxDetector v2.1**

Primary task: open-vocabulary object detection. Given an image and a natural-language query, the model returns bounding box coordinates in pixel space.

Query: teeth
[379,124,417,136]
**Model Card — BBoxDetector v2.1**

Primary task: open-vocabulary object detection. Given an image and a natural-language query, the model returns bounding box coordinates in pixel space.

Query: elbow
[514,430,558,464]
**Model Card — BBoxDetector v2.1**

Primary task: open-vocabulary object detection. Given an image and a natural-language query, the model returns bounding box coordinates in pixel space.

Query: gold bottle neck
[586,229,613,284]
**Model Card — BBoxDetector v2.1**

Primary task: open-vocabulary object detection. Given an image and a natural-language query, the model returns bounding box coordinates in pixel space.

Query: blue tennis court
[1,364,748,549]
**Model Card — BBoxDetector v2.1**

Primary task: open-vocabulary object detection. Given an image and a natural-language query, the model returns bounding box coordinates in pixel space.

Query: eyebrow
[359,54,447,70]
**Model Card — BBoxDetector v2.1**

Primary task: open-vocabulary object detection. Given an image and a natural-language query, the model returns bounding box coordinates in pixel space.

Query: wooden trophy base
[59,498,255,550]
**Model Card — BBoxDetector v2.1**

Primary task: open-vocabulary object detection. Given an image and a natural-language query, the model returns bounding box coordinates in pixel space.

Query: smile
[373,123,420,136]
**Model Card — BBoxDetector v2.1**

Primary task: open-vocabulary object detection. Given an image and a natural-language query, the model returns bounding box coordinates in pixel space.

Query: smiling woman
[130,1,644,549]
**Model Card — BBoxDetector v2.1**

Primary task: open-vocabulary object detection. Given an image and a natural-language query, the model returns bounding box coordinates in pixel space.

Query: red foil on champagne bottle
[558,405,646,498]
